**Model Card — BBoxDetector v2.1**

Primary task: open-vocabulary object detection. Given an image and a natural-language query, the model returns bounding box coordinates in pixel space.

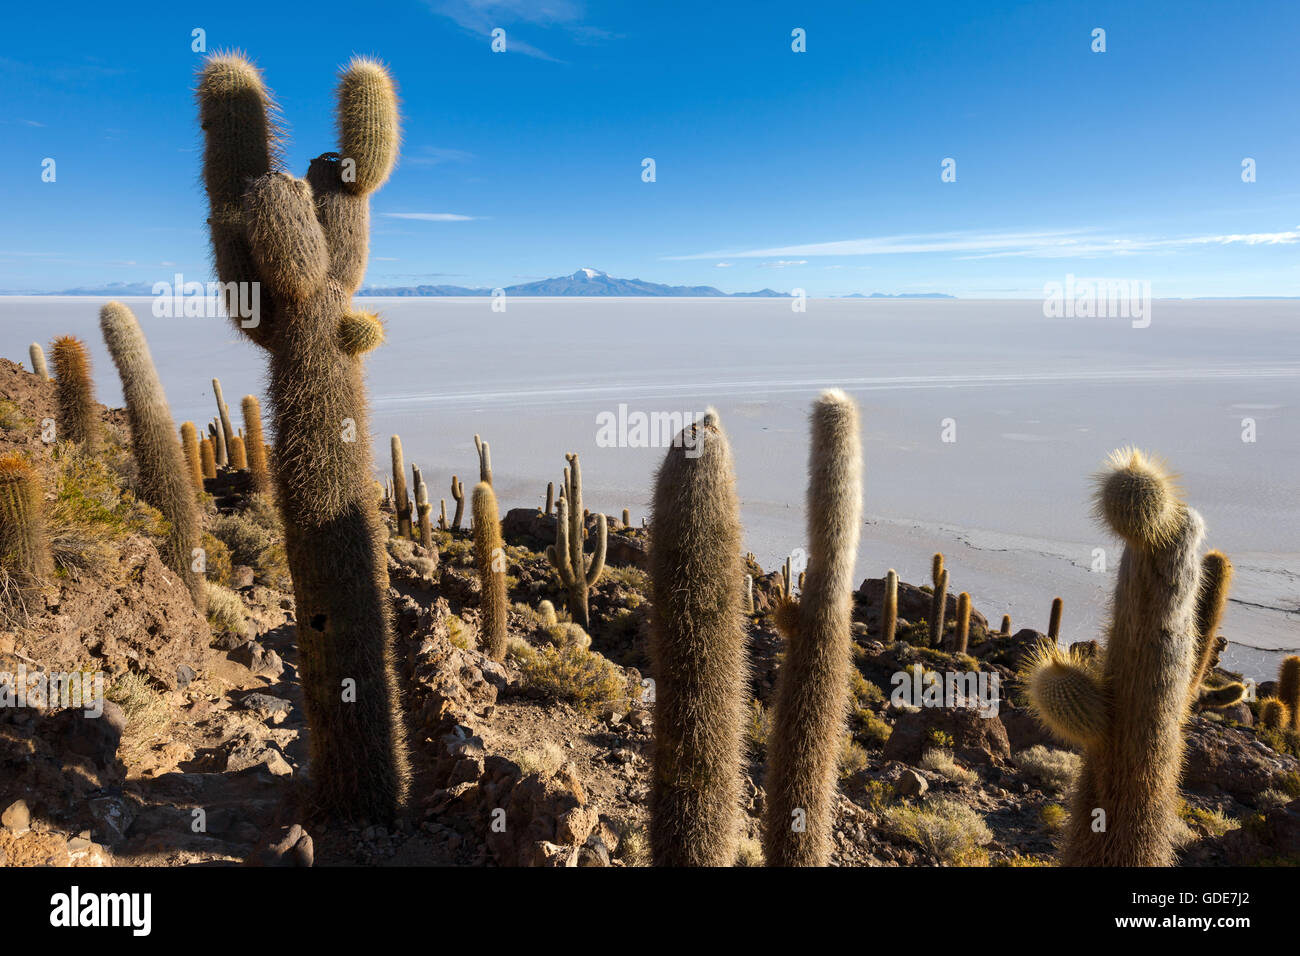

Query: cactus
[1279,656,1300,731]
[438,499,448,531]
[881,568,898,643]
[544,481,553,516]
[241,395,272,495]
[199,438,217,479]
[450,475,464,530]
[50,335,98,451]
[28,343,49,380]
[0,454,53,586]
[1048,597,1063,642]
[210,415,228,468]
[1022,447,1205,866]
[229,435,248,470]
[764,390,863,867]
[390,435,411,538]
[180,422,204,492]
[1000,614,1011,636]
[622,508,630,528]
[99,302,206,612]
[744,574,754,614]
[1260,699,1289,731]
[648,410,747,866]
[953,591,971,653]
[545,453,606,630]
[780,556,794,600]
[474,434,492,485]
[1188,551,1243,709]
[472,481,507,661]
[927,560,948,648]
[197,51,409,820]
[416,479,433,551]
[213,378,236,464]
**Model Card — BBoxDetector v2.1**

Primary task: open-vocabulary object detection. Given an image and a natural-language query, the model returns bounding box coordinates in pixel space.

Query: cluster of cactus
[1259,656,1300,731]
[545,452,606,630]
[99,302,206,612]
[50,335,98,451]
[197,50,409,820]
[1022,447,1210,866]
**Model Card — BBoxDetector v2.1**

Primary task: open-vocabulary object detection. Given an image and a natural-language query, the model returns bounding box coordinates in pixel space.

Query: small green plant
[920,748,977,785]
[514,642,632,716]
[206,582,249,637]
[926,728,955,750]
[1040,803,1068,832]
[881,796,993,865]
[1016,745,1080,794]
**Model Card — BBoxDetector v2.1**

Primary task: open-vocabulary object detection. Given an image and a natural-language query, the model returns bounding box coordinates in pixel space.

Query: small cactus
[211,415,228,468]
[474,434,493,486]
[544,481,554,516]
[1190,551,1241,709]
[1048,596,1063,642]
[450,475,464,530]
[199,438,217,480]
[545,453,606,630]
[390,436,411,538]
[229,435,248,470]
[28,343,49,380]
[928,564,948,648]
[1279,656,1300,731]
[622,507,630,528]
[180,422,204,492]
[882,569,898,643]
[648,410,746,866]
[0,454,53,586]
[241,395,272,495]
[472,481,507,661]
[416,480,433,551]
[50,335,98,451]
[953,591,971,653]
[438,499,448,531]
[1000,614,1011,636]
[1260,698,1289,731]
[213,378,236,465]
[99,302,205,612]
[764,390,863,867]
[744,574,754,614]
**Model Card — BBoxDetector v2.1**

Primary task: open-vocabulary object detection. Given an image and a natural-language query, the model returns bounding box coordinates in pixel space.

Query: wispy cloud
[667,229,1300,262]
[382,212,479,222]
[425,0,607,61]
[405,146,476,167]
[762,259,808,269]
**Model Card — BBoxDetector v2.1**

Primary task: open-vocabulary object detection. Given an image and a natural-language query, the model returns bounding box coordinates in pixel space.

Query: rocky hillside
[1,355,1298,868]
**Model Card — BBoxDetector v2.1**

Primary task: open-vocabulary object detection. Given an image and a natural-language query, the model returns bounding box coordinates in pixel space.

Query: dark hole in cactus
[310,614,327,632]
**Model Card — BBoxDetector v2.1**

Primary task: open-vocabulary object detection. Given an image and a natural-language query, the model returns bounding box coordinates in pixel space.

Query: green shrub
[515,642,632,716]
[881,796,993,865]
[1016,745,1080,794]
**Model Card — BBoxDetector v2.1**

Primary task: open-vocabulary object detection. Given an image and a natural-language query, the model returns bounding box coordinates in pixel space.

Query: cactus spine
[390,435,411,539]
[199,438,217,479]
[954,591,971,653]
[1279,656,1300,731]
[545,453,606,630]
[450,475,464,530]
[197,52,409,820]
[241,395,272,495]
[0,455,53,585]
[1023,447,1205,866]
[1048,596,1063,642]
[99,302,206,612]
[1260,699,1289,731]
[180,422,204,492]
[472,481,507,661]
[764,390,863,867]
[28,343,49,380]
[649,411,747,866]
[882,569,898,643]
[229,435,248,470]
[50,335,97,451]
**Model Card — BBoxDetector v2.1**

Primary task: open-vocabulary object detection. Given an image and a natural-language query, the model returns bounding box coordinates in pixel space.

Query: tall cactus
[1023,447,1204,866]
[450,475,464,530]
[1279,656,1300,731]
[545,453,606,630]
[50,335,97,451]
[953,591,971,654]
[199,438,217,479]
[213,378,236,464]
[882,568,898,643]
[99,302,206,612]
[241,395,272,495]
[180,422,204,492]
[472,481,507,660]
[390,435,411,538]
[927,555,948,648]
[474,434,492,486]
[210,417,228,469]
[544,480,553,516]
[649,411,747,866]
[28,343,49,380]
[764,390,863,867]
[1048,596,1063,642]
[0,455,53,585]
[416,479,433,551]
[197,51,409,820]
[229,434,248,470]
[1189,551,1242,708]
[1000,614,1012,636]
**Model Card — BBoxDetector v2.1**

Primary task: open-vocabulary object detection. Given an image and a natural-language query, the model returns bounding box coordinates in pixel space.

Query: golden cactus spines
[197,50,409,820]
[240,395,272,495]
[50,335,98,451]
[99,302,206,612]
[199,438,217,480]
[180,422,204,492]
[954,591,971,653]
[229,435,248,470]
[649,410,747,866]
[928,567,948,647]
[1048,596,1063,642]
[882,569,898,644]
[29,343,49,380]
[1027,446,1205,867]
[764,389,863,867]
[1000,614,1012,636]
[1278,656,1300,731]
[1259,698,1289,731]
[471,481,507,661]
[0,454,53,586]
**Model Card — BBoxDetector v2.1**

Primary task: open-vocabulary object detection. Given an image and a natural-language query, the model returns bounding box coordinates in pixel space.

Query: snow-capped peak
[575,267,606,279]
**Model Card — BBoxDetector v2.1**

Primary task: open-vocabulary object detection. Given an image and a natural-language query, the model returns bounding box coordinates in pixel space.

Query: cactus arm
[335,57,400,196]
[550,497,575,587]
[339,310,384,355]
[585,513,607,586]
[241,172,329,303]
[1022,643,1110,748]
[1196,683,1245,709]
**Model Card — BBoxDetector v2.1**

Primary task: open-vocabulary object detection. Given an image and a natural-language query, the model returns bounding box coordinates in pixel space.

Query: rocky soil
[2,356,1298,868]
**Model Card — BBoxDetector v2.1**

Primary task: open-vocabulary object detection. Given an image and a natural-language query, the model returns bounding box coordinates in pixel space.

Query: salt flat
[4,295,1296,681]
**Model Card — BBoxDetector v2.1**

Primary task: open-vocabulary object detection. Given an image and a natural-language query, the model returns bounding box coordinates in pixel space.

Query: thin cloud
[762,259,808,269]
[406,146,476,167]
[382,212,479,222]
[425,0,604,61]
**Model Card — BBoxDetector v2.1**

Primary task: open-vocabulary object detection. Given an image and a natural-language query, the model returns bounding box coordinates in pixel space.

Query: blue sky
[1,0,1297,296]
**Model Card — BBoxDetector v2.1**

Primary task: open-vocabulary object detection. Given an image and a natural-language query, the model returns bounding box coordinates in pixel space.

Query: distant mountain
[838,292,957,299]
[360,268,787,298]
[26,281,159,296]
